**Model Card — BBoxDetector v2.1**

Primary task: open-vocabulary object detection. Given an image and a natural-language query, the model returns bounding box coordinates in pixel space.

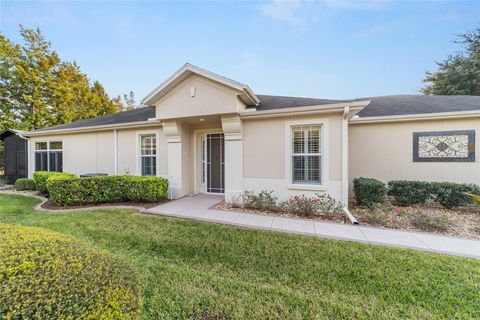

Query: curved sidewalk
[146,194,480,260]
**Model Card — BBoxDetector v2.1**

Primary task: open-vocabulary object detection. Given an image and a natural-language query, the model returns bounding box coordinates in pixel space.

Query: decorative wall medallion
[413,130,475,162]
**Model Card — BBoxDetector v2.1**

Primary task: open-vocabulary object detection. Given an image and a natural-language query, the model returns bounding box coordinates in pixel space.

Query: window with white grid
[291,126,321,184]
[140,134,157,176]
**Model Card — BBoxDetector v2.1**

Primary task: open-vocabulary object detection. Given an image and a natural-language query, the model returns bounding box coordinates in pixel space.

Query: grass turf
[0,194,479,319]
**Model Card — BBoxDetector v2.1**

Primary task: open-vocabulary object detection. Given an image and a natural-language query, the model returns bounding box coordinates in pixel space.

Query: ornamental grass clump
[0,223,141,319]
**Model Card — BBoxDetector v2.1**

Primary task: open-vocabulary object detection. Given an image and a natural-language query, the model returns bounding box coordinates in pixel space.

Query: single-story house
[6,64,480,204]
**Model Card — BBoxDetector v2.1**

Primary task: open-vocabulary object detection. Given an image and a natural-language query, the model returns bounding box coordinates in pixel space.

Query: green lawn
[1,194,479,319]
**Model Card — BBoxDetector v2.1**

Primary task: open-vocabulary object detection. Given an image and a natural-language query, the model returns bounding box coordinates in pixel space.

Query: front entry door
[205,133,224,193]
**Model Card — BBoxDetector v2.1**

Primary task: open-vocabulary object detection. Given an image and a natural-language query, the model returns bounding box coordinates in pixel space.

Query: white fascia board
[239,100,370,120]
[23,119,162,137]
[350,110,480,124]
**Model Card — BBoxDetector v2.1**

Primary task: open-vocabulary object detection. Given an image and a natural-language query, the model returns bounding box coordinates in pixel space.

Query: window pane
[49,141,62,150]
[307,155,321,183]
[35,152,48,171]
[141,135,157,156]
[49,151,63,172]
[292,156,305,182]
[292,129,304,154]
[141,156,156,176]
[307,128,320,154]
[35,142,47,150]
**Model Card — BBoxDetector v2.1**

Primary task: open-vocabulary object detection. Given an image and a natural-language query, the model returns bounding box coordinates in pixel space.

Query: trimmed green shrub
[47,175,169,206]
[0,223,141,319]
[32,171,76,193]
[14,178,35,191]
[243,190,278,211]
[353,177,386,207]
[387,180,432,206]
[430,182,480,209]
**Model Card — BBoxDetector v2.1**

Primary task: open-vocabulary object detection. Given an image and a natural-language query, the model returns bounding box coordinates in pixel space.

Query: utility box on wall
[0,129,28,184]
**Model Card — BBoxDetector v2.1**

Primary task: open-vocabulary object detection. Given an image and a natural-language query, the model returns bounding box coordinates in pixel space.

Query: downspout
[113,129,118,175]
[342,106,358,224]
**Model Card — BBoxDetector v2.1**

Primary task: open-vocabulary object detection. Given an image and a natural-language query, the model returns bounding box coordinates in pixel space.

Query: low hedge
[353,177,386,207]
[387,180,480,208]
[430,182,480,209]
[14,178,35,191]
[47,175,169,206]
[32,171,77,193]
[387,180,431,206]
[0,223,141,319]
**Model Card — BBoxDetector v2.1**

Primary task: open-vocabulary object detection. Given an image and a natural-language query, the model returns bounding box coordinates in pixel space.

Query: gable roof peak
[142,63,259,106]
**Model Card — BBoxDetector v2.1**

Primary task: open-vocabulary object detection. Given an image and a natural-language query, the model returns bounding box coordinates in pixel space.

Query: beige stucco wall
[349,117,480,190]
[116,126,168,176]
[242,113,344,201]
[29,131,115,176]
[153,74,247,120]
[29,125,168,178]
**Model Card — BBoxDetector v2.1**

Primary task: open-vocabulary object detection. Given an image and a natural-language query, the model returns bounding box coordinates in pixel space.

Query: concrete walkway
[146,194,480,260]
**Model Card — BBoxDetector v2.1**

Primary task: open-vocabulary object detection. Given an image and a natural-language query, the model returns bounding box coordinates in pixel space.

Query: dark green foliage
[430,182,480,209]
[353,177,386,207]
[388,180,432,206]
[14,178,35,191]
[422,25,480,95]
[0,223,141,319]
[47,175,169,206]
[242,190,278,211]
[32,171,76,193]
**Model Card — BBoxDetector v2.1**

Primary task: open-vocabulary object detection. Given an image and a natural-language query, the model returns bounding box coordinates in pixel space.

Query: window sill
[287,184,327,191]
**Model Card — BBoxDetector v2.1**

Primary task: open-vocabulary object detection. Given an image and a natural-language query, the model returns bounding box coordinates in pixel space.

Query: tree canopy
[0,26,130,132]
[422,26,480,95]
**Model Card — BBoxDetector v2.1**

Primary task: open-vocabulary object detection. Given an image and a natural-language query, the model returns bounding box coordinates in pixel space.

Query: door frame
[202,132,225,194]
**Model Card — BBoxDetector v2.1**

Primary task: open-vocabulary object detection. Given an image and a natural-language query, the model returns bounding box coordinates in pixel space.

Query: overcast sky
[1,1,479,102]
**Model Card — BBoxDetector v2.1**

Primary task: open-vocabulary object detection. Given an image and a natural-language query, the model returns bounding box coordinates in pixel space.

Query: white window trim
[34,140,63,172]
[285,119,329,191]
[135,130,160,176]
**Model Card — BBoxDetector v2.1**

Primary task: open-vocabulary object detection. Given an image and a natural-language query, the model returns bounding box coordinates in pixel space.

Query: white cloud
[261,0,306,26]
[358,25,387,38]
[325,0,390,10]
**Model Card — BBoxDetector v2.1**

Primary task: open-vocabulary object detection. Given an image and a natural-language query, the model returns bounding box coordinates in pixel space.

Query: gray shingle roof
[31,106,156,132]
[355,94,480,117]
[32,94,480,133]
[254,95,354,110]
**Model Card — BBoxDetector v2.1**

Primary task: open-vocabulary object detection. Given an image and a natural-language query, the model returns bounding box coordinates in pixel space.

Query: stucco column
[221,115,243,203]
[163,121,183,199]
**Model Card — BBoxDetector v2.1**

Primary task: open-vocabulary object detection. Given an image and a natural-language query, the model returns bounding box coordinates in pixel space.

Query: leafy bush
[430,182,480,209]
[353,177,386,207]
[0,223,141,319]
[47,175,169,206]
[280,193,343,218]
[14,178,35,191]
[242,190,278,211]
[411,212,450,233]
[32,171,76,193]
[387,180,432,206]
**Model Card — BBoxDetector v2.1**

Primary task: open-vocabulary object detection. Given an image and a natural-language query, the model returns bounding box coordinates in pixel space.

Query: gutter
[240,100,370,120]
[351,110,480,124]
[23,119,162,137]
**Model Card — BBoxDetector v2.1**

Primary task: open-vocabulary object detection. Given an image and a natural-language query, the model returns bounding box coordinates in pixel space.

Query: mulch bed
[350,201,480,240]
[41,198,168,210]
[213,201,349,224]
